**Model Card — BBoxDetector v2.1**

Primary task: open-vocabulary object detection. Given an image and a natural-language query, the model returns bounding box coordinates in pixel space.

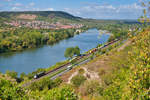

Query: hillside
[0,11,88,53]
[0,11,82,22]
[0,25,149,99]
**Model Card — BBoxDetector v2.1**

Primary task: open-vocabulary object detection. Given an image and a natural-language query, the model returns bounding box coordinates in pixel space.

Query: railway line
[22,39,120,87]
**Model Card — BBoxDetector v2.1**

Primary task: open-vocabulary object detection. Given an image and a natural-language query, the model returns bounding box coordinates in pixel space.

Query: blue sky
[0,0,144,19]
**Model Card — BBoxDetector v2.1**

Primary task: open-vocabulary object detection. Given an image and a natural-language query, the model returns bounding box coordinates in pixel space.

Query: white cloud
[64,3,144,19]
[12,7,20,11]
[44,8,54,11]
[29,2,35,6]
[10,6,54,11]
[10,2,37,11]
[14,3,22,7]
[31,8,54,11]
[64,8,81,15]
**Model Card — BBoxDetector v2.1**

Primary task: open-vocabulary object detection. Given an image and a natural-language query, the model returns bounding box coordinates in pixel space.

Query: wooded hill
[0,11,83,23]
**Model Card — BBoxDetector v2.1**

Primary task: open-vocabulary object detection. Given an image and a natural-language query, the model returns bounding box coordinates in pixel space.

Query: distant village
[5,20,84,30]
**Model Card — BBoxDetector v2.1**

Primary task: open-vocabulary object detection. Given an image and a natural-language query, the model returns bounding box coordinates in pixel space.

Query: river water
[0,29,110,74]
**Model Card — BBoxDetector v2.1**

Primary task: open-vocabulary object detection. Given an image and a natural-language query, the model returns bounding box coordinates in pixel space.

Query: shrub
[44,85,78,100]
[102,28,150,100]
[79,80,103,96]
[78,68,85,74]
[29,77,62,91]
[5,70,18,79]
[71,74,86,87]
[0,79,27,99]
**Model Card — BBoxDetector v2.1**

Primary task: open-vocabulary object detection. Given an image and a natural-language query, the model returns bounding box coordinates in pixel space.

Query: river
[0,29,110,74]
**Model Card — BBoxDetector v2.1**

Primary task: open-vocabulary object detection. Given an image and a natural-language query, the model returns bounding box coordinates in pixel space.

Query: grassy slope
[60,27,150,100]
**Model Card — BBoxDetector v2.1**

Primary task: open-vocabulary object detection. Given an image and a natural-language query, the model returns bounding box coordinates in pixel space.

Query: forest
[0,26,89,53]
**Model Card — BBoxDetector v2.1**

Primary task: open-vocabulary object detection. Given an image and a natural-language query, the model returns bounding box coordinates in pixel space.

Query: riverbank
[0,29,110,75]
[0,27,88,54]
[21,36,121,87]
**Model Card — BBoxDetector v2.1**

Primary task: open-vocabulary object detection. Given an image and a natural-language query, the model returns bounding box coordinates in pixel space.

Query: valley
[0,6,149,100]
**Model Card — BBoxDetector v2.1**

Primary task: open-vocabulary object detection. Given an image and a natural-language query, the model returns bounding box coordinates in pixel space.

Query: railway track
[22,39,120,87]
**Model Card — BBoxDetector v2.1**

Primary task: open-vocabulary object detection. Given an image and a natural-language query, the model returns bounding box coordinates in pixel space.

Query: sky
[0,0,145,19]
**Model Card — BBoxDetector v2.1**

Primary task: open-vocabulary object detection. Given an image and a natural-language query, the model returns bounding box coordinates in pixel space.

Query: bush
[44,85,78,100]
[0,79,27,99]
[79,80,103,96]
[71,74,86,87]
[6,70,18,79]
[102,28,150,100]
[78,68,85,74]
[29,77,62,91]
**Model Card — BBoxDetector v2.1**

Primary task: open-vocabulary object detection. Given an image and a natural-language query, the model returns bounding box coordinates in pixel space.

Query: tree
[139,1,150,23]
[74,46,80,56]
[65,47,75,58]
[64,46,80,59]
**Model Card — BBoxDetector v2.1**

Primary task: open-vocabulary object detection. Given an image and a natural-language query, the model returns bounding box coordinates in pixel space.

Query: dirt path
[67,67,100,84]
[61,39,128,84]
[82,67,99,80]
[117,40,131,52]
[67,71,78,84]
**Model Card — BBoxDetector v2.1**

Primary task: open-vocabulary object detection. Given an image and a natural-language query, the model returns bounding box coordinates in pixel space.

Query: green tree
[64,46,80,59]
[74,46,80,56]
[65,47,75,58]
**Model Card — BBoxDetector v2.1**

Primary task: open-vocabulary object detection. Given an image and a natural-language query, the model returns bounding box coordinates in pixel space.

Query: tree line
[0,27,87,53]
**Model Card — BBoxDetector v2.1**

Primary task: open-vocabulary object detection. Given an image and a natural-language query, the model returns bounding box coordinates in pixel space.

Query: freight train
[34,71,46,79]
[33,39,119,79]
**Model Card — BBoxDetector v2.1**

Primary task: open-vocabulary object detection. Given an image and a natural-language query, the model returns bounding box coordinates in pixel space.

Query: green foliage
[0,79,27,100]
[29,77,62,91]
[6,70,18,79]
[101,27,150,100]
[64,46,80,59]
[71,74,86,87]
[97,23,141,42]
[44,85,78,100]
[0,28,77,53]
[20,72,26,79]
[79,80,103,97]
[139,1,150,24]
[126,28,150,99]
[0,11,82,24]
[78,68,85,74]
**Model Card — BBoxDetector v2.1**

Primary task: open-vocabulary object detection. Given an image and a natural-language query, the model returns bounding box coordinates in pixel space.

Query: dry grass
[60,40,131,99]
